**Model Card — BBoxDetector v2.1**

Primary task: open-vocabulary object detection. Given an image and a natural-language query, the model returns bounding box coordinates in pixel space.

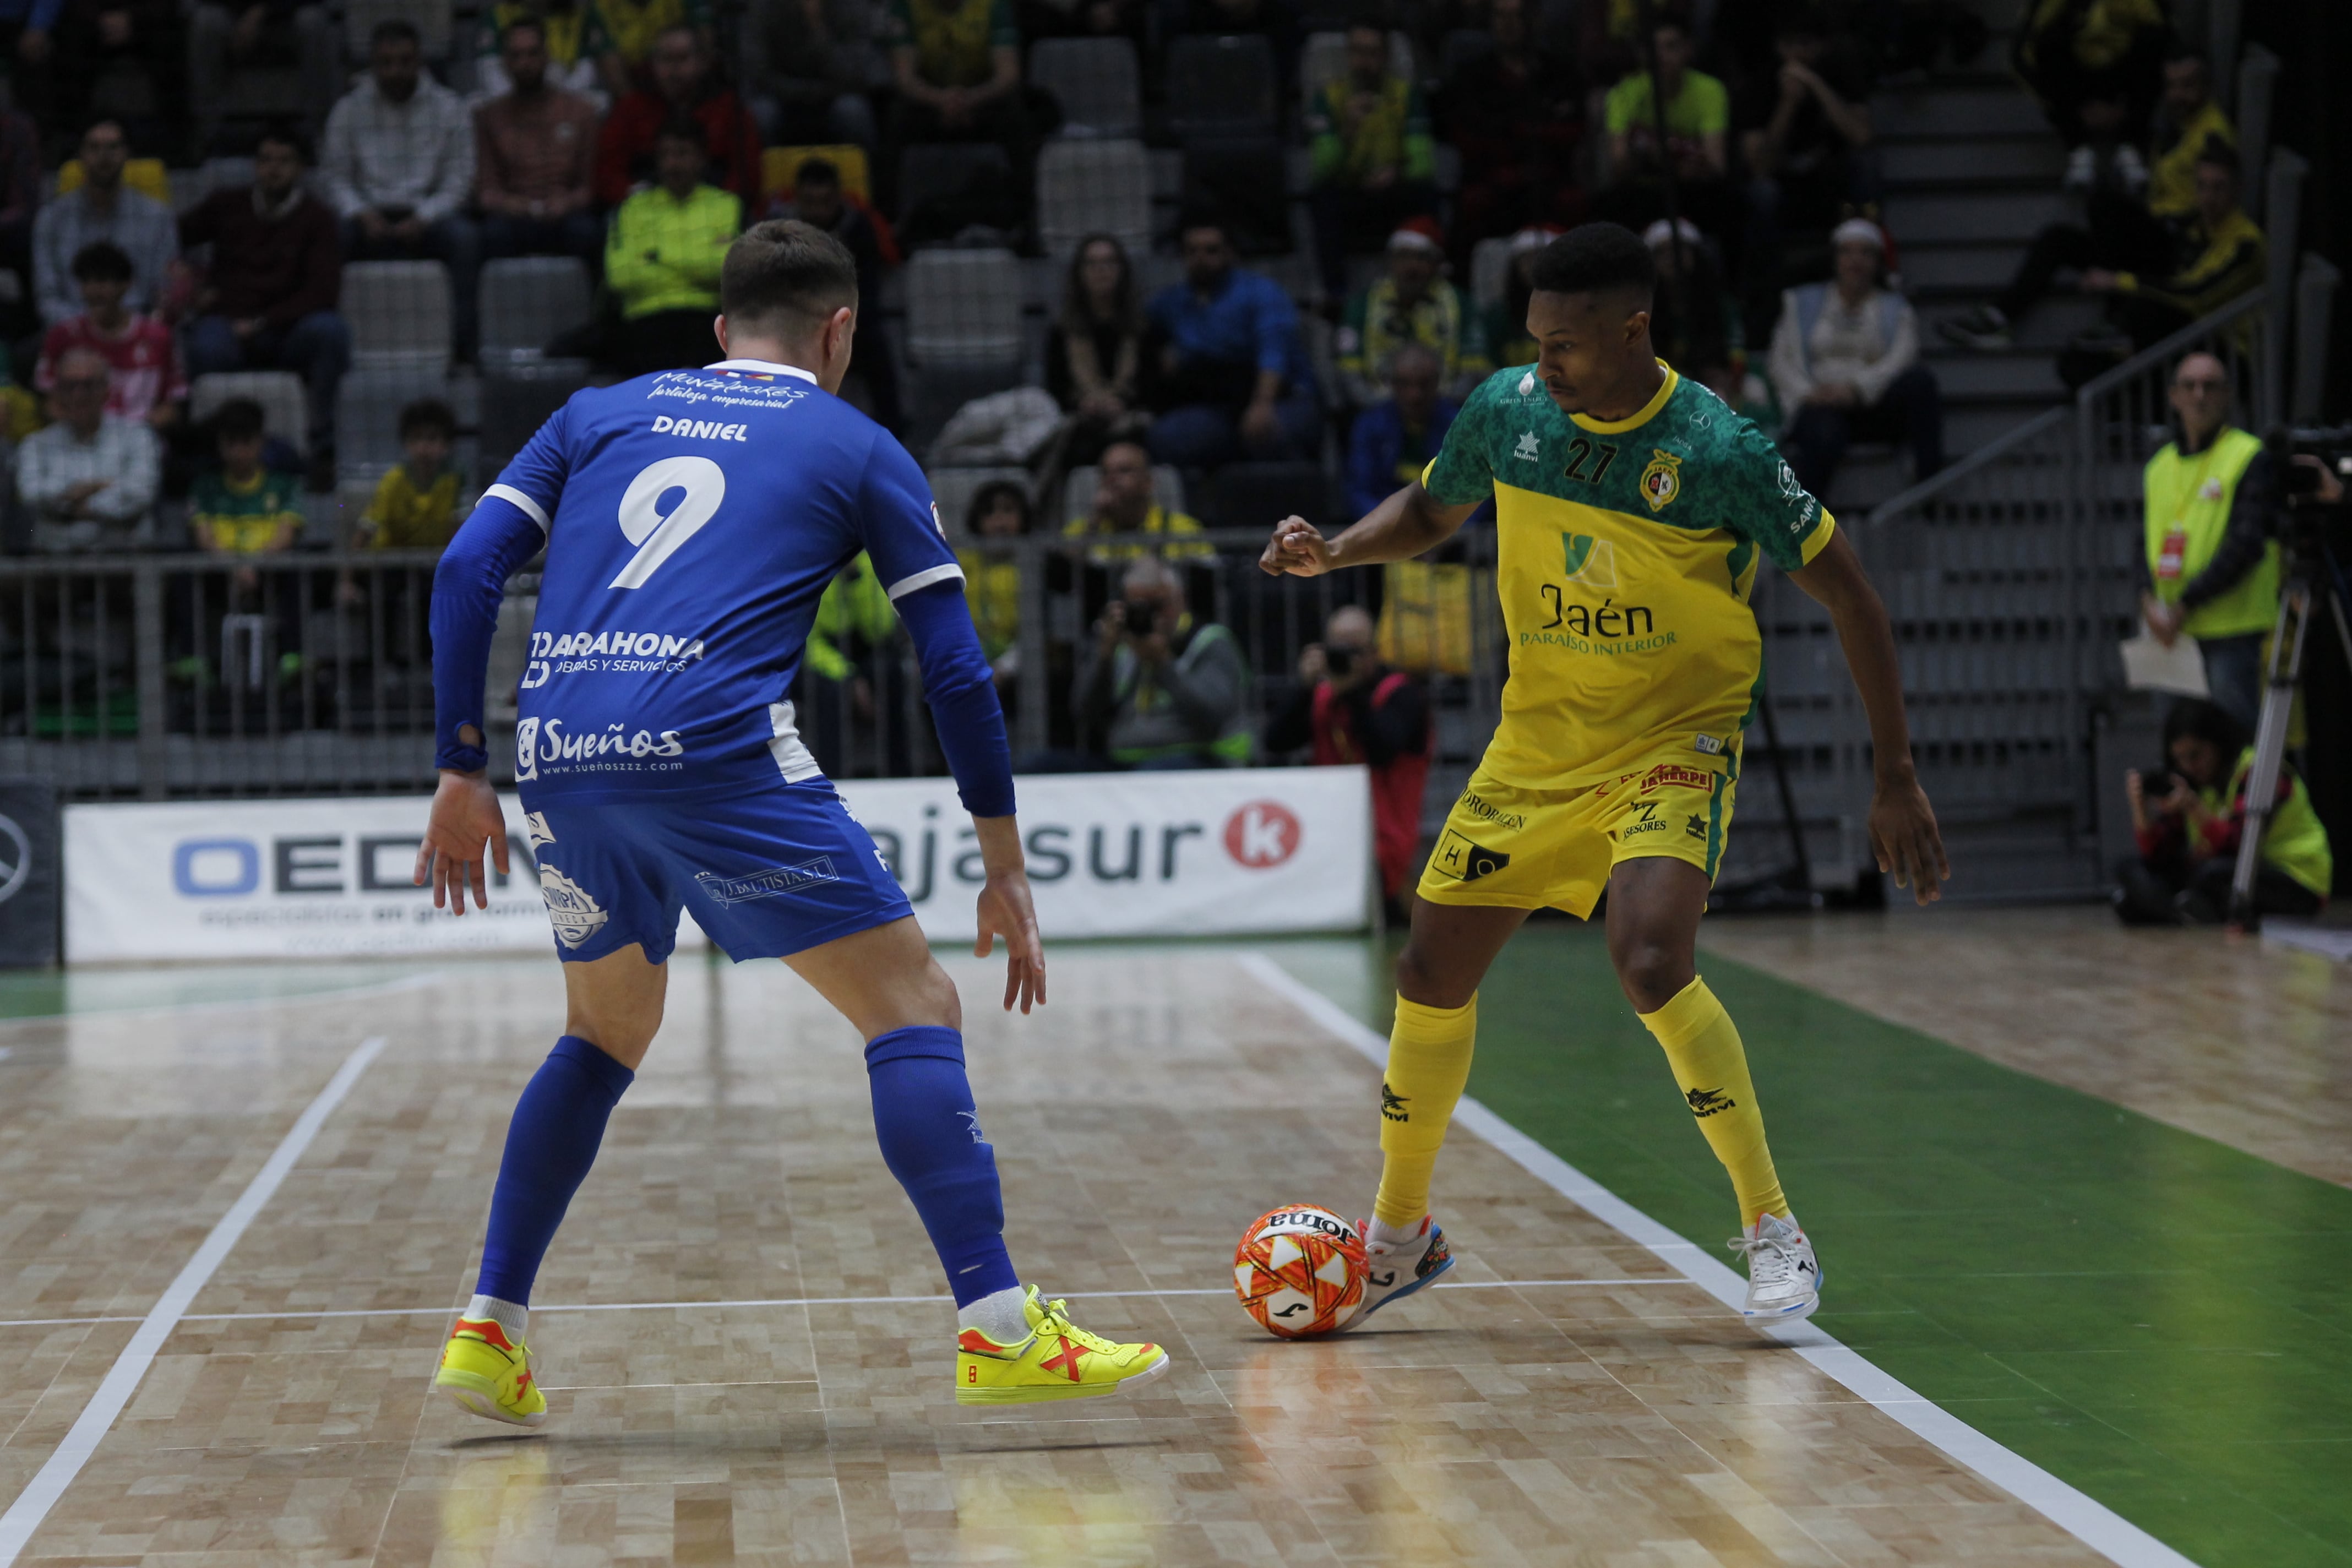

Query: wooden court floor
[0,948,2138,1567]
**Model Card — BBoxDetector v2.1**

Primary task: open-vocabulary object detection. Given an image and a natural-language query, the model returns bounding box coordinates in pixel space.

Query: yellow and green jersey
[192,467,305,555]
[1420,361,1834,790]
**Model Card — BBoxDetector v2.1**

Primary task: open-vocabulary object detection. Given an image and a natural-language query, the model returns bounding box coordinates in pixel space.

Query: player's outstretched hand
[1260,516,1333,577]
[413,769,510,915]
[975,869,1047,1014]
[1869,773,1950,906]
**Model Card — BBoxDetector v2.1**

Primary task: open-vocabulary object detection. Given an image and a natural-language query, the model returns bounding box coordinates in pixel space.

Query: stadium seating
[477,258,594,367]
[340,0,455,60]
[1037,140,1152,261]
[478,358,592,476]
[1164,35,1280,144]
[1030,37,1143,140]
[345,262,455,373]
[189,372,308,455]
[762,145,873,204]
[895,143,1011,230]
[336,366,454,479]
[904,249,1025,371]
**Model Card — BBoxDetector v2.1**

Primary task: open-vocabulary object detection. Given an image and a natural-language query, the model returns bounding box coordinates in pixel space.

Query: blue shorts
[518,778,914,965]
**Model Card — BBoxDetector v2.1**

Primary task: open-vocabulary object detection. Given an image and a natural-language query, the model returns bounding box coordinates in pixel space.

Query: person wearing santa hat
[1766,216,1942,502]
[1336,217,1490,410]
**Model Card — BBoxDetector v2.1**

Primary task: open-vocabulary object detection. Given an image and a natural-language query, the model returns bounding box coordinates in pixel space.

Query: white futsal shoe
[1729,1212,1821,1322]
[1347,1215,1455,1326]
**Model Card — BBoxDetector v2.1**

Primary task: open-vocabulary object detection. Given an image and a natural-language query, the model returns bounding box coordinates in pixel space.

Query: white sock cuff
[465,1294,529,1340]
[1366,1215,1423,1252]
[956,1285,1031,1346]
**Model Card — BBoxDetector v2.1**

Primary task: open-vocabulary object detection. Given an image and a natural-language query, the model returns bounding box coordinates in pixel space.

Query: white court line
[0,1035,388,1568]
[1236,954,2200,1568]
[0,1278,1684,1332]
[0,971,439,1028]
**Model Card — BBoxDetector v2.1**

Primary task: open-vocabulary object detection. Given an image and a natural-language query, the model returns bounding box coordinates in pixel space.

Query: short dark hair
[1529,222,1656,304]
[398,397,456,440]
[255,120,309,162]
[2195,137,2241,175]
[795,157,841,188]
[721,219,860,335]
[214,398,267,444]
[70,241,134,284]
[371,17,420,50]
[2163,698,2248,760]
[966,480,1032,533]
[1178,211,1232,247]
[500,14,546,47]
[81,115,127,145]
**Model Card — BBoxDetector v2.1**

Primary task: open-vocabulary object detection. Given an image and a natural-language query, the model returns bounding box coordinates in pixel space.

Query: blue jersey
[488,360,962,798]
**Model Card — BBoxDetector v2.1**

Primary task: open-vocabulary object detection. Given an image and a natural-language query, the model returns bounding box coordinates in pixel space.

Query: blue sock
[476,1035,635,1306]
[865,1026,1021,1307]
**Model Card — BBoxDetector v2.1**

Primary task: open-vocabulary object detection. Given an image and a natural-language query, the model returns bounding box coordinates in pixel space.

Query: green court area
[1273,922,2352,1568]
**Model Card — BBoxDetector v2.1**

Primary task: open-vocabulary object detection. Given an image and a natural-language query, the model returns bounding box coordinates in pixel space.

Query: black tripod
[2225,500,2352,929]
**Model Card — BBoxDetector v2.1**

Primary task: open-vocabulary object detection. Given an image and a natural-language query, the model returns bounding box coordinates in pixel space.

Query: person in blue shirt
[1344,342,1458,519]
[1145,216,1323,469]
[414,219,1172,1425]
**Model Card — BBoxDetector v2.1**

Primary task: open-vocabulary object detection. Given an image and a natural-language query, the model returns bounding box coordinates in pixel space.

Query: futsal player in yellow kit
[1261,224,1949,1322]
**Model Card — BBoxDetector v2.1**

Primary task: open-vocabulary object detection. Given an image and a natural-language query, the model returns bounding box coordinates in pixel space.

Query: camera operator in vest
[2140,351,2279,728]
[1265,605,1432,917]
[2115,697,2331,924]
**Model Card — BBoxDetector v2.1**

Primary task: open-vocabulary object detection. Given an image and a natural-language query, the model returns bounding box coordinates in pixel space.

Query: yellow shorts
[1417,748,1740,918]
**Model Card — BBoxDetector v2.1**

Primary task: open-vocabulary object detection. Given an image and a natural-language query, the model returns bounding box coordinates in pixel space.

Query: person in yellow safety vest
[2116,698,2331,924]
[2140,351,2279,729]
[803,551,908,775]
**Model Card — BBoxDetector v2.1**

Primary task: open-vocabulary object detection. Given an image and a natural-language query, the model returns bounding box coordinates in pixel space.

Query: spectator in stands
[324,19,481,361]
[475,18,601,266]
[189,2,338,146]
[1345,341,1456,518]
[1644,217,1741,400]
[358,397,462,548]
[743,0,885,149]
[1336,217,1489,409]
[32,118,177,331]
[1599,16,1735,244]
[1768,217,1940,499]
[803,549,911,776]
[597,24,763,209]
[2138,352,2277,729]
[36,241,183,434]
[1264,603,1429,910]
[55,0,184,148]
[2115,698,2330,925]
[1944,142,2262,372]
[1432,0,1581,258]
[606,118,739,376]
[2013,0,2167,155]
[186,395,306,679]
[472,0,607,106]
[1483,222,1558,369]
[1063,437,1208,561]
[0,0,57,128]
[179,124,347,480]
[1740,7,1874,299]
[15,346,160,551]
[959,478,1030,694]
[1165,0,1297,86]
[1046,233,1151,466]
[879,0,1028,211]
[0,74,35,335]
[1305,21,1438,300]
[596,0,714,97]
[1146,218,1321,469]
[769,156,900,428]
[2142,50,2231,222]
[1078,554,1245,769]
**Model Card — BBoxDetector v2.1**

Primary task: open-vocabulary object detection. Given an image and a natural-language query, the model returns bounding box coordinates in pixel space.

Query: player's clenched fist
[1260,516,1334,576]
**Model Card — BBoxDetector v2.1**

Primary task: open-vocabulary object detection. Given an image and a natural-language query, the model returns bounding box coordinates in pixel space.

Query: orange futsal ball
[1233,1204,1368,1338]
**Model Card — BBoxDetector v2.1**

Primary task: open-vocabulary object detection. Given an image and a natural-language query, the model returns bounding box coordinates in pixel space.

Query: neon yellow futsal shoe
[435,1317,548,1427]
[954,1286,1172,1406]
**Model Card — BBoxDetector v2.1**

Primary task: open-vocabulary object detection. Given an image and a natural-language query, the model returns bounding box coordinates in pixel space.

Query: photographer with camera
[2114,698,2331,925]
[1265,605,1431,915]
[1075,556,1248,770]
[2139,352,2280,729]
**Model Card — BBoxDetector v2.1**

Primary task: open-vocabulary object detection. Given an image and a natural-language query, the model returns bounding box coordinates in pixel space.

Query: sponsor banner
[63,767,1371,962]
[0,780,61,968]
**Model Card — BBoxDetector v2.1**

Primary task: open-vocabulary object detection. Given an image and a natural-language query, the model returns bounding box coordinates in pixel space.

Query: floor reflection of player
[414,219,1170,1427]
[1261,223,1950,1325]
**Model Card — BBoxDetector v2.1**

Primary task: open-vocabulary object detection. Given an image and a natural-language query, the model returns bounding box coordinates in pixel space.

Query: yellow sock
[1638,976,1790,1226]
[1371,994,1477,1230]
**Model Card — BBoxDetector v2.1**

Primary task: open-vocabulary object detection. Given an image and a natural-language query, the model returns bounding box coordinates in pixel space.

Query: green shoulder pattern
[1651,377,1828,571]
[1422,365,1537,507]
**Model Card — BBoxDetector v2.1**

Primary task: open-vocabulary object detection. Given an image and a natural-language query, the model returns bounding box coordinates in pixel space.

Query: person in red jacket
[176,122,349,480]
[1265,603,1432,917]
[595,24,761,209]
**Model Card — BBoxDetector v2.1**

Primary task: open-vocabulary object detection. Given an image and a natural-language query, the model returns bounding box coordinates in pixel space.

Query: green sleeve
[1306,84,1343,183]
[1420,375,1499,505]
[1708,409,1832,571]
[805,577,853,681]
[603,201,658,297]
[1403,83,1434,182]
[579,0,613,59]
[1695,73,1729,135]
[987,0,1017,47]
[1603,76,1641,135]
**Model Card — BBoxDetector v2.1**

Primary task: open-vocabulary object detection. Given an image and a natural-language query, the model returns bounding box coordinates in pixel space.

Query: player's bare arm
[970,814,1046,1014]
[1788,529,1950,903]
[1259,481,1484,578]
[413,752,509,914]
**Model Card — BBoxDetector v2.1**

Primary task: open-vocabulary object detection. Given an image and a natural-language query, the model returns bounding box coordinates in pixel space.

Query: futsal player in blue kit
[414,221,1170,1424]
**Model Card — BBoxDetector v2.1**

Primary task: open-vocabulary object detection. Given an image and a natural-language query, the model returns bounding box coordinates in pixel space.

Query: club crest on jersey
[1513,432,1540,461]
[1518,371,1537,397]
[1561,532,1619,589]
[537,863,608,948]
[1640,449,1684,512]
